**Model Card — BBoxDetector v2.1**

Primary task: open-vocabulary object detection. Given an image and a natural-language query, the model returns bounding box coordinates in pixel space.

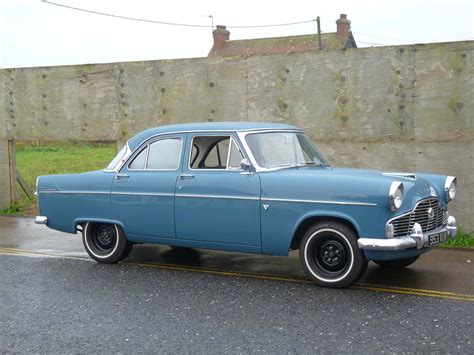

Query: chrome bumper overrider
[35,216,48,225]
[358,216,457,251]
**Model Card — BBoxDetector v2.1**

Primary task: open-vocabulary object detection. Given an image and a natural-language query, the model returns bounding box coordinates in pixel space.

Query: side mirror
[240,158,251,171]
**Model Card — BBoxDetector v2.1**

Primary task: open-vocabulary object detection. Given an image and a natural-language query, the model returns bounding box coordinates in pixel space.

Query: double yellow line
[0,246,473,302]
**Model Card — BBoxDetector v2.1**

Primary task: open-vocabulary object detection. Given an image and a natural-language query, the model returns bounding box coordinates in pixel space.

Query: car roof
[127,122,300,150]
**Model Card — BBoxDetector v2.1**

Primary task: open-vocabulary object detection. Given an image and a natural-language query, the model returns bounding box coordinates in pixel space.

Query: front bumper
[358,216,457,251]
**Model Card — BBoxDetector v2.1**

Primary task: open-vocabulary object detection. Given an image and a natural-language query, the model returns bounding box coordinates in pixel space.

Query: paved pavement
[0,216,473,353]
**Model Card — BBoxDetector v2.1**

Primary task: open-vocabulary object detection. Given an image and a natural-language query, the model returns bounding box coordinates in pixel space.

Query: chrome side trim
[37,191,111,195]
[261,197,377,207]
[35,216,48,225]
[175,193,259,201]
[111,192,174,197]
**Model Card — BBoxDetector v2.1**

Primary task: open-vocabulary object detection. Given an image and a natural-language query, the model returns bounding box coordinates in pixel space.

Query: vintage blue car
[35,122,458,288]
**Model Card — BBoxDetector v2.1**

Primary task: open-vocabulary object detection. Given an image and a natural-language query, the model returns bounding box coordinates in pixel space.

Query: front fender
[260,201,378,256]
[292,210,362,239]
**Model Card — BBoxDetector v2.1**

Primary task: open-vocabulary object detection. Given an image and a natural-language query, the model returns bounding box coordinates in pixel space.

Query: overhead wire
[41,1,316,29]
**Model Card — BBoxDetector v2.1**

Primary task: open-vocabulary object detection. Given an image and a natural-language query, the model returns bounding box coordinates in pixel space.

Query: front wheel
[82,222,133,263]
[374,256,419,269]
[299,221,367,288]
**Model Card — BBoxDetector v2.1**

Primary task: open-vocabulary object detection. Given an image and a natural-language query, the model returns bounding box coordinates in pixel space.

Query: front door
[111,134,185,238]
[175,133,261,247]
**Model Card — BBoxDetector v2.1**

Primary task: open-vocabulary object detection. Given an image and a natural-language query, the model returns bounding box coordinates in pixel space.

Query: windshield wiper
[296,162,328,167]
[267,163,298,169]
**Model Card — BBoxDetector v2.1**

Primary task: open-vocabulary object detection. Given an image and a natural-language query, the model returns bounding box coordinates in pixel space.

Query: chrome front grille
[391,198,444,238]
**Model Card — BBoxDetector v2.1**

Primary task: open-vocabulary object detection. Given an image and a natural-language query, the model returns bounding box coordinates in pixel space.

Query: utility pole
[316,16,322,50]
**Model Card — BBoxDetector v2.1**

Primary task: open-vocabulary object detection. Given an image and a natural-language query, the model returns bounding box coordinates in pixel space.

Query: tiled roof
[209,32,355,58]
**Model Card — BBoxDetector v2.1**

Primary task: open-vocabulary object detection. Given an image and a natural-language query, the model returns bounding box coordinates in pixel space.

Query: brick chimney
[336,14,351,43]
[212,25,230,50]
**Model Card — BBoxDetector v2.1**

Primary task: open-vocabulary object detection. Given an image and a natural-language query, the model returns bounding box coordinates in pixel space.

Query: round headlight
[444,176,456,202]
[389,181,404,211]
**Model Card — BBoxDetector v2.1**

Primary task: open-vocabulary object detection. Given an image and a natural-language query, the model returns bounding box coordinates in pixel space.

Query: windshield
[105,144,130,171]
[246,132,327,169]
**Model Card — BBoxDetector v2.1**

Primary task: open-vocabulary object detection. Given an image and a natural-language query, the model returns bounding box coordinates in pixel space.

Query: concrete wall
[0,41,472,230]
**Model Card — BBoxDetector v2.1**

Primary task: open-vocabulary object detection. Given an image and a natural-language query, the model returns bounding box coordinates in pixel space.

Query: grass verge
[441,229,474,249]
[0,141,116,216]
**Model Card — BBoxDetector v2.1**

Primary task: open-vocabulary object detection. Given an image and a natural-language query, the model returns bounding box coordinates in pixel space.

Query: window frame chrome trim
[103,142,132,173]
[114,128,301,174]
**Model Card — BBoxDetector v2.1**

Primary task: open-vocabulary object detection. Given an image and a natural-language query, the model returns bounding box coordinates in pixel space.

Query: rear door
[111,134,185,238]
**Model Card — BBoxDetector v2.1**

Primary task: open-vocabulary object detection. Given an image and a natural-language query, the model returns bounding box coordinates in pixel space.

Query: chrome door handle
[115,174,130,179]
[179,174,194,180]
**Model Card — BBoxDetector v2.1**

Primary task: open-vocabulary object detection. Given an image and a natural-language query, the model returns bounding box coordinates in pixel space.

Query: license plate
[428,231,449,247]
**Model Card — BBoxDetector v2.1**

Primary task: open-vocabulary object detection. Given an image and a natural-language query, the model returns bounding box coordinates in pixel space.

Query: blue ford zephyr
[35,122,457,288]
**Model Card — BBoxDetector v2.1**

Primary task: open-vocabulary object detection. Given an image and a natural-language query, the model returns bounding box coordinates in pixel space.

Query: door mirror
[240,158,251,171]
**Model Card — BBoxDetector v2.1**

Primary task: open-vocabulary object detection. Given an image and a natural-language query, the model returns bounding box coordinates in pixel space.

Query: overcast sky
[0,0,472,68]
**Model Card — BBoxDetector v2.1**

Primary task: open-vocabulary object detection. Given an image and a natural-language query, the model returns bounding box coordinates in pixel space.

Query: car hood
[259,166,445,214]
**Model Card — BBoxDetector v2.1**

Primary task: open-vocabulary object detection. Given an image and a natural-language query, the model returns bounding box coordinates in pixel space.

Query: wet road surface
[0,216,473,352]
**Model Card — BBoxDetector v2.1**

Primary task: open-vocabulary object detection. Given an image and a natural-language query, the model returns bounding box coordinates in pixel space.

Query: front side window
[190,136,244,170]
[245,132,327,169]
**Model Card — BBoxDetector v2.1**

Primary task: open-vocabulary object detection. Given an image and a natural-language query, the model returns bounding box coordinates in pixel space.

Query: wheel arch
[290,213,361,251]
[73,218,126,234]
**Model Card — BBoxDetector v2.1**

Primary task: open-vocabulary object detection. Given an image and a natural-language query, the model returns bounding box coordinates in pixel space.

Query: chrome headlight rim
[389,181,404,211]
[444,176,456,202]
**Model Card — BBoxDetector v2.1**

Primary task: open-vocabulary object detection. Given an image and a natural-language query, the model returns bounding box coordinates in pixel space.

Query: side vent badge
[263,204,270,210]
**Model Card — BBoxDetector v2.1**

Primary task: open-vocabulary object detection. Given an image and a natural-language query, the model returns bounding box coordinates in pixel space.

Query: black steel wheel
[299,221,367,288]
[82,222,133,263]
[374,256,419,269]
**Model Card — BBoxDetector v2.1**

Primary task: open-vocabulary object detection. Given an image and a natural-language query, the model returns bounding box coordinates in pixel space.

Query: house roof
[208,32,356,58]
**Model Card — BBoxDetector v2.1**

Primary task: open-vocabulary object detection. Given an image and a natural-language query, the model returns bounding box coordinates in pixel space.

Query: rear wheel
[299,221,367,288]
[82,222,133,263]
[374,256,419,269]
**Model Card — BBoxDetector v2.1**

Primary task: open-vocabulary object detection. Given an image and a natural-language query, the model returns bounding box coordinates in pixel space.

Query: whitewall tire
[299,221,367,288]
[82,222,133,263]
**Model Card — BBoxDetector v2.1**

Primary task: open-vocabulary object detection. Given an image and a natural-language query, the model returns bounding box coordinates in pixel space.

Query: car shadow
[360,263,425,286]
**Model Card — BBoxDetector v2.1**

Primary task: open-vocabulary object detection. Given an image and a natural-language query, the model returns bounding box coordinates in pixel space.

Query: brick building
[208,14,356,57]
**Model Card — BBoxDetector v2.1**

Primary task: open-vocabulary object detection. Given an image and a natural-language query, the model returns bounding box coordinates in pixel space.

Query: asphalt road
[0,217,473,353]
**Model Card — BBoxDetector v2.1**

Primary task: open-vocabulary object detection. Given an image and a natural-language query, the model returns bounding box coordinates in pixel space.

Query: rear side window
[147,138,182,169]
[129,147,147,169]
[128,137,182,170]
